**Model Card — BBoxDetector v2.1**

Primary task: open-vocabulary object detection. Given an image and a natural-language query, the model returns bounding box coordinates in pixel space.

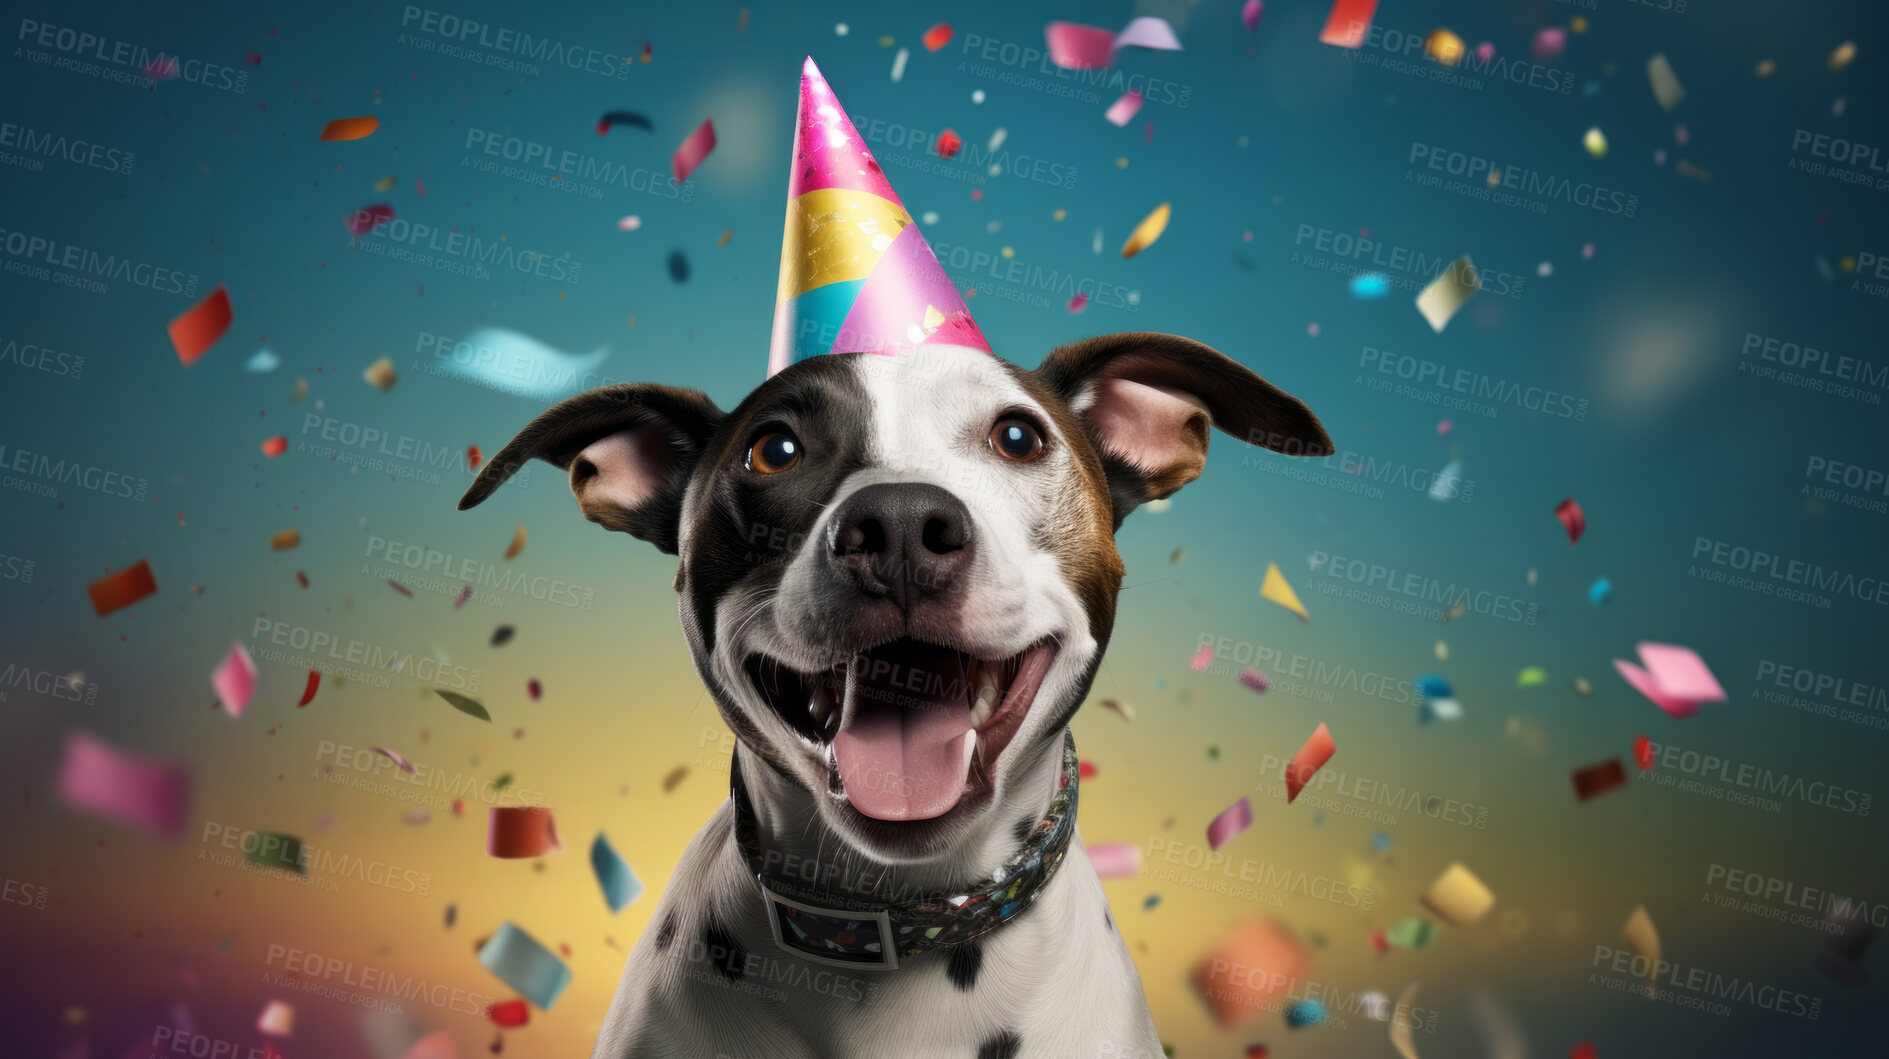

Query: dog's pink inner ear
[570,424,674,521]
[1086,377,1212,496]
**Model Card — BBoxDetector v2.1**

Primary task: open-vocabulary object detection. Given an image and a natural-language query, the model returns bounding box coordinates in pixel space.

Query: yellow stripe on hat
[776,188,912,303]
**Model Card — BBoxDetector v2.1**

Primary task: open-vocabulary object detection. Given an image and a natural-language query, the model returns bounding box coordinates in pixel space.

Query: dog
[459,332,1331,1058]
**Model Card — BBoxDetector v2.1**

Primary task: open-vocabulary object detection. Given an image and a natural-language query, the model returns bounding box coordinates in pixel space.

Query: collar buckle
[758,880,900,971]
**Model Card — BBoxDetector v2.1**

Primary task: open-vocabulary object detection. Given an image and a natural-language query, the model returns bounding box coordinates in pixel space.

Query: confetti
[1259,562,1310,621]
[437,690,492,722]
[57,731,190,836]
[363,356,398,392]
[345,204,394,237]
[667,249,691,283]
[1242,1,1263,32]
[936,128,963,159]
[374,747,415,774]
[1237,667,1270,694]
[210,644,258,717]
[596,111,653,136]
[294,571,309,589]
[320,116,380,141]
[1318,0,1378,49]
[488,807,562,858]
[1436,419,1452,436]
[671,119,716,183]
[468,444,484,470]
[1828,41,1856,72]
[1420,862,1495,925]
[1192,922,1311,1027]
[478,923,572,1010]
[661,765,689,793]
[245,348,279,373]
[168,286,233,366]
[1583,126,1608,158]
[374,174,397,192]
[1349,272,1389,298]
[1531,27,1566,59]
[1104,90,1144,127]
[1588,577,1612,606]
[387,579,414,598]
[435,328,607,401]
[1284,723,1335,803]
[1390,984,1422,1059]
[1099,697,1135,722]
[88,561,158,616]
[1516,667,1547,688]
[491,626,516,647]
[590,832,644,912]
[716,228,733,248]
[1415,257,1480,332]
[1189,644,1215,671]
[1622,906,1660,983]
[1554,498,1586,543]
[1428,460,1463,501]
[402,1032,455,1059]
[261,436,287,458]
[617,215,642,231]
[923,23,953,51]
[1755,58,1776,77]
[1646,53,1685,111]
[1572,677,1593,697]
[1045,23,1116,69]
[1572,758,1628,801]
[1088,843,1142,878]
[1121,202,1170,258]
[488,999,529,1028]
[1285,999,1325,1028]
[1424,29,1465,66]
[1206,797,1253,850]
[1067,292,1089,313]
[1475,41,1495,63]
[256,1000,294,1036]
[528,679,543,701]
[890,47,909,82]
[1614,643,1725,719]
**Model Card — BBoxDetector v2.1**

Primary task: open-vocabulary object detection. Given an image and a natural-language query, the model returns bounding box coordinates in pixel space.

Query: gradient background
[3,0,1887,1055]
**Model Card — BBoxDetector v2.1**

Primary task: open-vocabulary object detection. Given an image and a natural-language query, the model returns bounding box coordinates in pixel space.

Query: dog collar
[730,731,1080,971]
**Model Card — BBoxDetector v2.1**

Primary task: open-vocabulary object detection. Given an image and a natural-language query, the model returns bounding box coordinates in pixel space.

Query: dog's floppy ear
[1033,332,1332,523]
[458,384,724,554]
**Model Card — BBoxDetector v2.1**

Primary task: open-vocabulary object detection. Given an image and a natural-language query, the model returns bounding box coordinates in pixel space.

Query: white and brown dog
[459,333,1331,1058]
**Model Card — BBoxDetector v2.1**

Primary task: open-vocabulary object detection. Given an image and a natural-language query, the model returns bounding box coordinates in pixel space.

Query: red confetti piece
[294,571,309,589]
[261,436,287,458]
[1078,760,1097,779]
[1571,758,1628,801]
[297,670,320,707]
[320,116,379,141]
[388,579,414,597]
[936,128,962,159]
[1555,498,1586,544]
[245,52,262,65]
[453,798,466,817]
[468,444,484,470]
[89,561,158,616]
[922,23,953,51]
[169,286,233,366]
[1634,735,1654,771]
[671,119,716,183]
[527,679,542,701]
[1317,0,1378,49]
[1284,722,1336,803]
[345,203,395,237]
[487,807,562,858]
[487,999,529,1028]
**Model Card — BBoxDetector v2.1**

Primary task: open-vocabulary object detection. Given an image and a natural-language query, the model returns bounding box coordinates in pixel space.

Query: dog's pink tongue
[833,642,973,822]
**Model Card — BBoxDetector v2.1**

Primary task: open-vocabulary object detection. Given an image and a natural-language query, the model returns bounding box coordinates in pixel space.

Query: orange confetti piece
[320,116,379,141]
[88,561,158,616]
[923,23,953,51]
[270,529,301,551]
[1284,722,1335,803]
[503,524,527,560]
[467,444,484,470]
[169,286,232,366]
[261,436,287,458]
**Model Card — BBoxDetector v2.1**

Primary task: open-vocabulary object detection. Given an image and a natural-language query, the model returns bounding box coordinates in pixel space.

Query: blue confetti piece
[433,327,610,400]
[1371,830,1392,854]
[1286,998,1326,1028]
[1589,577,1613,606]
[244,348,279,373]
[1143,894,1161,911]
[590,831,643,914]
[1414,674,1453,699]
[1349,272,1390,299]
[478,922,572,1010]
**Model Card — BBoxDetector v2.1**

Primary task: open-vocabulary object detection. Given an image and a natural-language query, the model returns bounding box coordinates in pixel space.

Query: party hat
[767,57,991,376]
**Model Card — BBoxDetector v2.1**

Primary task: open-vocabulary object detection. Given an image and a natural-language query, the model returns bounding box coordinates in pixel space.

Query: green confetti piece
[436,690,491,721]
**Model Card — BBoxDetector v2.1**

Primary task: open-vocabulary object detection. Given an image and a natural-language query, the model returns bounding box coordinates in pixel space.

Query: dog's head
[460,333,1329,859]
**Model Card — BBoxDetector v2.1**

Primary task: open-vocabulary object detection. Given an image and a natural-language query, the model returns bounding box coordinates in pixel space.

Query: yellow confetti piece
[1570,16,1588,33]
[1423,29,1465,66]
[374,174,397,192]
[1420,862,1496,926]
[363,356,398,392]
[1114,156,1129,168]
[1000,246,1014,259]
[1754,58,1776,77]
[1623,906,1660,983]
[504,524,527,561]
[1052,208,1067,221]
[1259,561,1309,621]
[717,228,733,248]
[736,8,749,31]
[1120,202,1170,259]
[1583,126,1608,158]
[1828,41,1856,71]
[878,35,895,47]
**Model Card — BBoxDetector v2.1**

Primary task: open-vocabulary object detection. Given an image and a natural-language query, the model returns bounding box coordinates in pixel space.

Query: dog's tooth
[809,684,835,728]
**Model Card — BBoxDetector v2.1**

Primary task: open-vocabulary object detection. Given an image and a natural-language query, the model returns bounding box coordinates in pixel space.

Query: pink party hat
[767,57,991,376]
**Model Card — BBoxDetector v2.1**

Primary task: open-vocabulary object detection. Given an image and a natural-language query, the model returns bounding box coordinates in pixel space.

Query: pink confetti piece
[145,55,179,80]
[1113,17,1182,55]
[345,203,394,237]
[245,52,262,65]
[1088,842,1142,878]
[1190,644,1215,671]
[1555,497,1586,544]
[453,584,472,609]
[672,119,716,183]
[374,747,416,774]
[1614,644,1726,719]
[415,177,427,197]
[211,643,258,716]
[1045,22,1116,69]
[1285,722,1335,803]
[1475,41,1495,62]
[1437,419,1452,436]
[1104,90,1144,127]
[1307,321,1321,336]
[1582,242,1597,259]
[57,730,191,836]
[256,1000,294,1036]
[1237,666,1270,693]
[1531,27,1566,59]
[1242,1,1263,32]
[1206,796,1253,850]
[1067,291,1089,313]
[1675,123,1690,145]
[404,809,431,825]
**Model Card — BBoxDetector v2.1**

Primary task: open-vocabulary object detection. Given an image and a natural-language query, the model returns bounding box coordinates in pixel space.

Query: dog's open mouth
[744,638,1057,822]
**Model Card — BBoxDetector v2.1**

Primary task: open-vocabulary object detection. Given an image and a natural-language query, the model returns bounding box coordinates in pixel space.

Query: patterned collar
[730,731,1080,970]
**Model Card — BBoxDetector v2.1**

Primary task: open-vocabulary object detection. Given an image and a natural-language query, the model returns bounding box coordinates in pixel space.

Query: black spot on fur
[946,942,983,991]
[1104,909,1113,932]
[700,917,748,981]
[1013,815,1039,846]
[655,911,678,951]
[976,1030,1023,1059]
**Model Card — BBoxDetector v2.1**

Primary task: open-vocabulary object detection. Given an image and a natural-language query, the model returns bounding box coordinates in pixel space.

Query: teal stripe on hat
[783,278,867,362]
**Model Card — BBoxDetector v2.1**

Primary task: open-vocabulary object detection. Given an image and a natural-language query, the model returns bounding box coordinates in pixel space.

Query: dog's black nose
[828,482,973,605]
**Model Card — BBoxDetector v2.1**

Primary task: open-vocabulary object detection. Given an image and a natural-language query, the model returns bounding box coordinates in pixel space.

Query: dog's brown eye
[747,432,801,474]
[989,418,1043,462]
